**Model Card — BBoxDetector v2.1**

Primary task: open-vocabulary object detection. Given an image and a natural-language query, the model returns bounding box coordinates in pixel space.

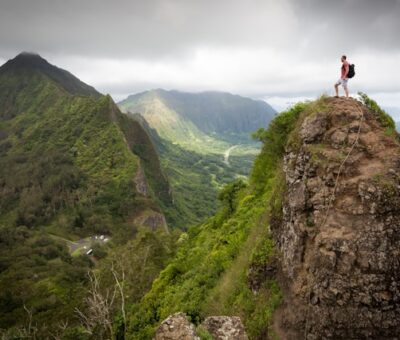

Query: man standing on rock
[334,55,350,98]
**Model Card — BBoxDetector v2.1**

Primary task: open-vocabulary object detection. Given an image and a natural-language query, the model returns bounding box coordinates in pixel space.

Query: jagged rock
[299,111,328,143]
[288,181,307,211]
[201,316,248,340]
[133,209,169,232]
[154,314,249,340]
[142,211,168,231]
[273,97,400,339]
[330,129,347,145]
[154,313,199,340]
[134,162,150,196]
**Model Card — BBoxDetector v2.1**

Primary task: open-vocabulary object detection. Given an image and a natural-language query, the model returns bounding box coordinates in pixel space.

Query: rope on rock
[303,100,365,339]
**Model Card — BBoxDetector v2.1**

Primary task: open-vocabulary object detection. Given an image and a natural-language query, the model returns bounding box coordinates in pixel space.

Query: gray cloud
[2,0,399,59]
[294,0,400,54]
[1,0,400,108]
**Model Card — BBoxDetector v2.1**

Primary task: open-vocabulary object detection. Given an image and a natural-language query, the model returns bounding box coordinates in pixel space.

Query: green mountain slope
[118,89,275,153]
[127,94,399,339]
[129,112,254,229]
[0,53,173,337]
[0,52,99,103]
[118,90,275,228]
[126,95,304,340]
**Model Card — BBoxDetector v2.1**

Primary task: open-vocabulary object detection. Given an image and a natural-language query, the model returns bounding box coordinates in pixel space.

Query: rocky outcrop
[133,209,169,232]
[155,313,199,340]
[154,313,249,340]
[134,162,150,197]
[142,211,168,232]
[202,316,248,340]
[272,97,400,339]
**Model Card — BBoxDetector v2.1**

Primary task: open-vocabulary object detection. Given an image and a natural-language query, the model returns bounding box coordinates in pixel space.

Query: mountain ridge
[0,53,174,337]
[0,52,99,98]
[118,88,276,150]
[126,94,400,339]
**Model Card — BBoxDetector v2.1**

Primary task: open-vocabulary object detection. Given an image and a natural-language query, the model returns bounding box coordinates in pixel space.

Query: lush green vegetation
[358,92,397,137]
[118,89,269,229]
[131,113,259,229]
[0,225,92,334]
[118,89,275,154]
[125,100,314,339]
[0,55,174,338]
[0,75,140,237]
[157,140,253,229]
[1,53,343,340]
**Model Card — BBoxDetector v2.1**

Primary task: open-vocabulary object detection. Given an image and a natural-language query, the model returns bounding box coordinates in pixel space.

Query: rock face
[272,97,400,339]
[133,209,169,232]
[134,162,150,197]
[154,313,249,340]
[154,313,199,340]
[202,316,248,340]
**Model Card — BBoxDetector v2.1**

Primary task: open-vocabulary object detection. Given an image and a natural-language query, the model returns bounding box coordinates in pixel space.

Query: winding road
[223,145,239,165]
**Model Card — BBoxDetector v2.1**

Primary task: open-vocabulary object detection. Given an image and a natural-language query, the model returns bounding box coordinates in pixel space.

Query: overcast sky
[1,0,400,117]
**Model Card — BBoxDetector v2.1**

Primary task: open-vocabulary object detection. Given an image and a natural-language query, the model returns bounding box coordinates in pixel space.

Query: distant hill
[396,121,400,132]
[118,89,276,152]
[119,89,276,228]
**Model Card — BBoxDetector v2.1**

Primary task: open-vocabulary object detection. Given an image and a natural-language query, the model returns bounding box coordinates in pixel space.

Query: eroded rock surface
[202,316,248,340]
[154,313,199,340]
[154,314,249,340]
[272,97,400,339]
[134,162,150,196]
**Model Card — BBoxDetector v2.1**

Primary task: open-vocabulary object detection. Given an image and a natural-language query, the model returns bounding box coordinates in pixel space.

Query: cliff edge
[272,96,400,339]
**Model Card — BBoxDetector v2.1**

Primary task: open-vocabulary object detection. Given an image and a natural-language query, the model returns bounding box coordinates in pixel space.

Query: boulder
[154,313,199,340]
[201,316,248,340]
[299,112,328,143]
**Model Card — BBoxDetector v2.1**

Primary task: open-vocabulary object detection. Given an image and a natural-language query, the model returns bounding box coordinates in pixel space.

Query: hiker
[334,55,350,98]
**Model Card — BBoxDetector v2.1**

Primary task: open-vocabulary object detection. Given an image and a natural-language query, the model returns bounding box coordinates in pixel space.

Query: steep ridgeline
[0,52,171,232]
[0,53,173,337]
[126,95,400,340]
[273,95,400,338]
[126,112,227,228]
[119,90,276,228]
[0,52,99,100]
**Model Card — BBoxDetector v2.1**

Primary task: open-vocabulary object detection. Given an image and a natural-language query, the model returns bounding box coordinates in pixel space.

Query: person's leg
[343,79,349,97]
[334,82,339,97]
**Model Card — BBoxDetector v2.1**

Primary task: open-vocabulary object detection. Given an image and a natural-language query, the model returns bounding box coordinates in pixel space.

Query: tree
[76,264,127,340]
[217,179,247,215]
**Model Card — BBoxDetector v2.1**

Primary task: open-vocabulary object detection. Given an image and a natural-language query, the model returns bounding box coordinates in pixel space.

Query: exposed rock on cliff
[135,162,150,197]
[202,316,248,340]
[155,313,199,340]
[154,313,249,340]
[134,209,169,232]
[272,97,400,339]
